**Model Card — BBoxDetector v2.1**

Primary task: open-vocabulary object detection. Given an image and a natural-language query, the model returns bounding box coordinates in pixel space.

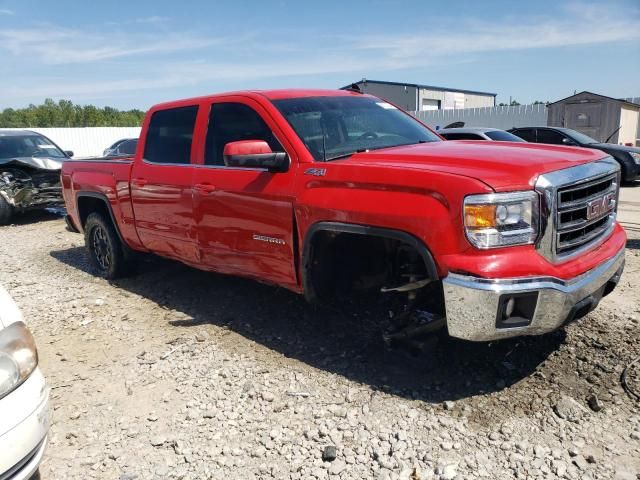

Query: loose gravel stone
[322,445,337,462]
[2,208,638,480]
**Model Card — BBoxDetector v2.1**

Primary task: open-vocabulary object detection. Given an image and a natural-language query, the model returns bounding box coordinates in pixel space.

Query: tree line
[0,99,145,128]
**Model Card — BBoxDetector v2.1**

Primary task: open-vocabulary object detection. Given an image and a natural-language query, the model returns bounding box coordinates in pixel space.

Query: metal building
[547,91,640,146]
[341,79,496,111]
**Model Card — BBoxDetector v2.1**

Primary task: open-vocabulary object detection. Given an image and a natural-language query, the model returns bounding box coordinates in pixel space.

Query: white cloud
[134,16,169,24]
[348,3,640,61]
[0,8,14,15]
[0,27,224,64]
[0,1,638,103]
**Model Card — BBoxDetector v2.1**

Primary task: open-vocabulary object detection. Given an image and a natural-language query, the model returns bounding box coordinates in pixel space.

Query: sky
[0,0,638,110]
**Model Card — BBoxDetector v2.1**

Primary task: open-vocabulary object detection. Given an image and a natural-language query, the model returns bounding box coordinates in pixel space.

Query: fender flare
[301,221,438,302]
[75,191,126,244]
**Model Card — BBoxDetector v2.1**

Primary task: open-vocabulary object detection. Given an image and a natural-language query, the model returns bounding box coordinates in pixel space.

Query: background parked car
[103,138,138,157]
[0,130,70,225]
[508,126,640,182]
[0,286,49,480]
[438,127,526,142]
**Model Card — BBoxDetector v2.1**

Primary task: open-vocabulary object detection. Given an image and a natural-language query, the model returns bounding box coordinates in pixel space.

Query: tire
[84,212,129,279]
[0,195,13,225]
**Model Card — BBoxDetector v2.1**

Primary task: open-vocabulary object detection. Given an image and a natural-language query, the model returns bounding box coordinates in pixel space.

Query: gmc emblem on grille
[586,192,615,220]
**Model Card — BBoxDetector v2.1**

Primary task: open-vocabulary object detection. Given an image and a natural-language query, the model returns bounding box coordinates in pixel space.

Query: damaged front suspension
[381,276,446,350]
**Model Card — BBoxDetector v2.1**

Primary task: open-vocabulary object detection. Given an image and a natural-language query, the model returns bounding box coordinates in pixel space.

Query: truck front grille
[555,174,618,255]
[534,157,620,263]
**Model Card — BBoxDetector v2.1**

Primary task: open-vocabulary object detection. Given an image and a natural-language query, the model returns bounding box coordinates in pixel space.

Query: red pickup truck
[61,89,626,342]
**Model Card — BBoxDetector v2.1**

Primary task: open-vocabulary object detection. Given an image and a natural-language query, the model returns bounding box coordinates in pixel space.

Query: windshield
[565,129,599,145]
[273,96,440,161]
[0,134,66,160]
[485,130,526,142]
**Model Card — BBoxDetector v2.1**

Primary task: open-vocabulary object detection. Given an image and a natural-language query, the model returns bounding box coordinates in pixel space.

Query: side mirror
[223,140,289,173]
[561,138,576,146]
[64,150,74,157]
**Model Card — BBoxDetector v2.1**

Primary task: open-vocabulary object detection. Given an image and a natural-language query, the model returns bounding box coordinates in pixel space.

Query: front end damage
[0,158,64,213]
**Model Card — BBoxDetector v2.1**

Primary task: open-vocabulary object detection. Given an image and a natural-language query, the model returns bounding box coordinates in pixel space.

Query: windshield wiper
[325,149,368,162]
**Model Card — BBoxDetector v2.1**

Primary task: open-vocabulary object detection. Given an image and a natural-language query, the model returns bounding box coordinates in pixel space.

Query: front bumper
[442,248,625,341]
[0,369,50,480]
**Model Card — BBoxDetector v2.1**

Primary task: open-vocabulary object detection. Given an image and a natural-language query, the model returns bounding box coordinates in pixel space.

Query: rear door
[130,105,199,262]
[191,97,298,288]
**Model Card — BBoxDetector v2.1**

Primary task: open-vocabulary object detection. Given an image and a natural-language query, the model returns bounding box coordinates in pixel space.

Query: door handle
[132,178,148,187]
[194,183,216,193]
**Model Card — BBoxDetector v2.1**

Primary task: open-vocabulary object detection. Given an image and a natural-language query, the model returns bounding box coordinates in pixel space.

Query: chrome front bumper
[442,248,625,341]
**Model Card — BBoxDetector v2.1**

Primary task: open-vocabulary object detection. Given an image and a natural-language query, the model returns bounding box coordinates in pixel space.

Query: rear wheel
[0,195,13,225]
[84,212,129,279]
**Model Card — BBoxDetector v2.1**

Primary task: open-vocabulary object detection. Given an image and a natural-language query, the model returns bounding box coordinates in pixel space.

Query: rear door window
[144,105,198,164]
[510,128,536,142]
[119,139,137,155]
[441,132,484,140]
[537,129,566,145]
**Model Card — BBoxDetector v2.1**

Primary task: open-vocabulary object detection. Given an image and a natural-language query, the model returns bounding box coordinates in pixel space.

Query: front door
[130,104,199,263]
[191,98,298,288]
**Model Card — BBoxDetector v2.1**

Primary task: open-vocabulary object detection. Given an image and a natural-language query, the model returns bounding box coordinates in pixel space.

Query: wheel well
[77,195,111,229]
[303,224,441,309]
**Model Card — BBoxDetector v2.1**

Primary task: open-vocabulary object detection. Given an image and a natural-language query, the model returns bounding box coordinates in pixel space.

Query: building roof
[549,91,640,109]
[341,79,497,97]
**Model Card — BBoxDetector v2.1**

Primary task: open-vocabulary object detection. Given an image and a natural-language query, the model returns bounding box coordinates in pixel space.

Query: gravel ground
[1,190,639,480]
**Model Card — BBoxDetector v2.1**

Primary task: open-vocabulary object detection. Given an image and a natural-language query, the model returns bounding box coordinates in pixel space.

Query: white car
[0,287,49,480]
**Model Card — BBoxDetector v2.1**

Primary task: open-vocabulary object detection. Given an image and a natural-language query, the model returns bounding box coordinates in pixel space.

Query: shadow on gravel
[2,209,63,226]
[626,238,640,250]
[51,247,564,403]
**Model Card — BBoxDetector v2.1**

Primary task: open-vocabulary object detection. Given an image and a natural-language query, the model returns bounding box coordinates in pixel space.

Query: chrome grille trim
[534,157,620,264]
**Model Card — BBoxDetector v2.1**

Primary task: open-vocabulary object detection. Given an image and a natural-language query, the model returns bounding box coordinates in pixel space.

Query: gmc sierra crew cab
[61,89,626,342]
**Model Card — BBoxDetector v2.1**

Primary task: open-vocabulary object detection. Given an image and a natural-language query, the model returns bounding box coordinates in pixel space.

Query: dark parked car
[438,127,526,142]
[0,130,71,225]
[103,138,138,157]
[508,127,640,182]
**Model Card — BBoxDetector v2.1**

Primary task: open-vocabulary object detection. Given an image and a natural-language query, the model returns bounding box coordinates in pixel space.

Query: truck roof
[151,89,367,110]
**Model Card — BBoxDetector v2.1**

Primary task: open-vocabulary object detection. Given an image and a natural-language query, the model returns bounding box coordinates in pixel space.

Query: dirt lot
[1,186,639,480]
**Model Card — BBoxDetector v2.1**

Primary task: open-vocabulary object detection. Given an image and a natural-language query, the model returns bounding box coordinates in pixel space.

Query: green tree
[0,99,145,128]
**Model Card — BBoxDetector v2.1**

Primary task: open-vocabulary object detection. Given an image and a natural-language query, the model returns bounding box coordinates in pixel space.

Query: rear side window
[441,132,484,140]
[144,105,198,164]
[205,103,283,166]
[511,129,536,142]
[119,139,137,155]
[485,130,526,142]
[537,129,565,145]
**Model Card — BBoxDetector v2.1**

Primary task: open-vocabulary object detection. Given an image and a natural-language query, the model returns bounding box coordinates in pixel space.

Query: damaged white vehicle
[0,286,49,480]
[0,130,71,225]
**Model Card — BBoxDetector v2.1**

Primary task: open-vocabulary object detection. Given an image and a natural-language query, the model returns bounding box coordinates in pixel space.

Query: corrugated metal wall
[0,127,141,157]
[625,98,640,142]
[411,104,547,130]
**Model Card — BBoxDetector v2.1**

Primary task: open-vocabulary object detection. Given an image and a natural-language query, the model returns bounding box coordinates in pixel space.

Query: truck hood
[0,156,64,171]
[341,141,608,191]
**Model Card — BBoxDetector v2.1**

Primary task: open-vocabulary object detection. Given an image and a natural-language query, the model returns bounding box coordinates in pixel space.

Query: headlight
[464,191,539,248]
[0,322,38,400]
[629,152,640,165]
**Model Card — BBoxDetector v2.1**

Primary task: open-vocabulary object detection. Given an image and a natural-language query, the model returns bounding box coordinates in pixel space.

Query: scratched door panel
[192,99,298,288]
